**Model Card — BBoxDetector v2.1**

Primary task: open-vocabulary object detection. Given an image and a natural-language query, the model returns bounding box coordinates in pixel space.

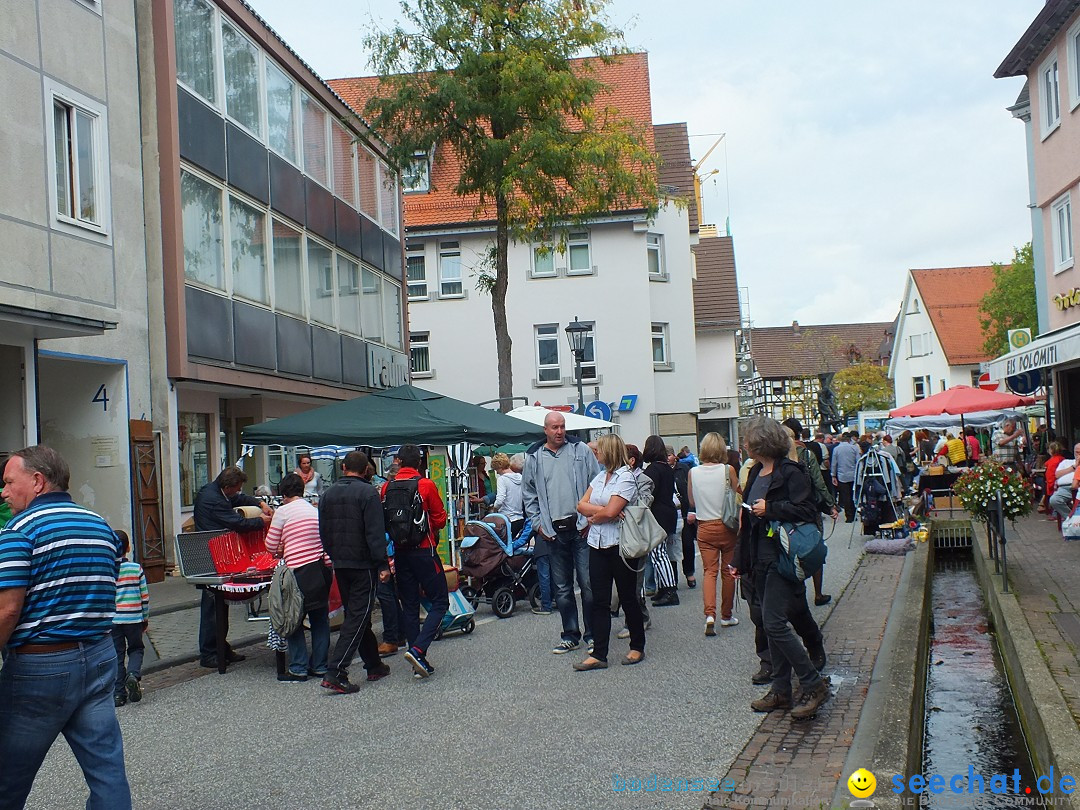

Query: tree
[979,242,1038,357]
[831,364,894,417]
[363,0,659,408]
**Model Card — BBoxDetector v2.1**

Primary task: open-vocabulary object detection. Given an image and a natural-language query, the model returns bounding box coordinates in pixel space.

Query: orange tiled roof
[909,266,996,365]
[750,322,894,379]
[329,52,655,229]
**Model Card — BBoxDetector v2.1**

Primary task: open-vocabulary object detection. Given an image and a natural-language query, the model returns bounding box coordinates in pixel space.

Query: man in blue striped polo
[0,446,132,809]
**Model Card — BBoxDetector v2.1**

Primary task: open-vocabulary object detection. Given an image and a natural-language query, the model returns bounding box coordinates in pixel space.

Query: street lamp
[564,316,589,412]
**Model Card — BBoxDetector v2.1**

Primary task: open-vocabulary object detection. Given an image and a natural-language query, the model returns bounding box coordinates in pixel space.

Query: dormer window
[403,149,431,193]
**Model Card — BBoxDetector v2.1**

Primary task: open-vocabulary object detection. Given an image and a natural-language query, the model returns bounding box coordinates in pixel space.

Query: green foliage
[979,242,1037,356]
[831,363,894,417]
[362,0,660,403]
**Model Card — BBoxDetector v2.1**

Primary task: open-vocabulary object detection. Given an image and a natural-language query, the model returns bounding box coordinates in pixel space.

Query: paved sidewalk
[704,552,907,809]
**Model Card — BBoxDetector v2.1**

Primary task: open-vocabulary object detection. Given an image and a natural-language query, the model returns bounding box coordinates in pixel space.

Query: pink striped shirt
[265,498,325,569]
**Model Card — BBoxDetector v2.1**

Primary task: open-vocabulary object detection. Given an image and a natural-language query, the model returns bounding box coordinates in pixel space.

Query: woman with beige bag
[687,433,742,636]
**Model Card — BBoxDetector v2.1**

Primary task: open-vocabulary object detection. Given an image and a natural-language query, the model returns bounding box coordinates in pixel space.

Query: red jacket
[381,468,447,550]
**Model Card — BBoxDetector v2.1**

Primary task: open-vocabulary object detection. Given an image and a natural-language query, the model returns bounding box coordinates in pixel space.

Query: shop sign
[368,345,409,389]
[1053,287,1080,311]
[617,395,638,412]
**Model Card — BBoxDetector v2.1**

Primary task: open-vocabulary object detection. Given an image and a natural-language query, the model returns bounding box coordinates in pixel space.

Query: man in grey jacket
[521,411,601,654]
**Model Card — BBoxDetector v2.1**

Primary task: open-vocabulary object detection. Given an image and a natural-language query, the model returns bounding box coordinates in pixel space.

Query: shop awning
[986,323,1080,381]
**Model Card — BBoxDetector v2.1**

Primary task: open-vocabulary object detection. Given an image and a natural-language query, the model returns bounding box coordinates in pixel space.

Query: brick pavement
[704,553,906,810]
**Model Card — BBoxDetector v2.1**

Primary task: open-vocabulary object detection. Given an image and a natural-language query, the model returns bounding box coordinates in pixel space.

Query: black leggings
[588,545,645,661]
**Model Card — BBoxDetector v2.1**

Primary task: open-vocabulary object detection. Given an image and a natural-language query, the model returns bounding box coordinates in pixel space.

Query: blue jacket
[192,482,264,533]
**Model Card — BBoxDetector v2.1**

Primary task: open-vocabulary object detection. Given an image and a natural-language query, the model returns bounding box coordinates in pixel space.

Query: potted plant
[951,459,1035,524]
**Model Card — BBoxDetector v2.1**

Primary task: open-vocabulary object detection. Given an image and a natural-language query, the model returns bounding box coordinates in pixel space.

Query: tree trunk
[492,191,513,411]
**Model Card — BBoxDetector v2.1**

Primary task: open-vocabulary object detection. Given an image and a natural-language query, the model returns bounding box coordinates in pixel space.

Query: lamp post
[564,316,589,413]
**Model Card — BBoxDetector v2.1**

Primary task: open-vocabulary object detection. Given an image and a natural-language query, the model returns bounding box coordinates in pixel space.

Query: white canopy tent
[505,405,614,431]
[883,409,1025,432]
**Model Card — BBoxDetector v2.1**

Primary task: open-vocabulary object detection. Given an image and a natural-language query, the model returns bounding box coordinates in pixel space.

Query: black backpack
[383,479,429,550]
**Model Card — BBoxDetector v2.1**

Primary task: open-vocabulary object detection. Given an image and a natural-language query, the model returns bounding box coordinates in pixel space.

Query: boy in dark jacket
[319,451,390,694]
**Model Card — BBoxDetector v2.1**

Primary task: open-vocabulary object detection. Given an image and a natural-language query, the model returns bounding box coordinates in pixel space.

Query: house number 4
[92,384,109,412]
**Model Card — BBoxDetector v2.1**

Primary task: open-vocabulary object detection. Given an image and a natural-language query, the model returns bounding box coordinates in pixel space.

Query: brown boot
[791,680,831,720]
[377,642,400,657]
[750,690,791,712]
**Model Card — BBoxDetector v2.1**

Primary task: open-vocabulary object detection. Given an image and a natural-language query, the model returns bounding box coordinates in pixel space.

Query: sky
[249,0,1043,328]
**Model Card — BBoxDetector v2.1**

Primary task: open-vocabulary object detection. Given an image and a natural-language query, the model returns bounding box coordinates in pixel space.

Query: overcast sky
[250,0,1041,327]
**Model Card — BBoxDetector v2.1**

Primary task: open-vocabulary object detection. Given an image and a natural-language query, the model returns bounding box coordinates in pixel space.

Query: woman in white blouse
[573,433,644,670]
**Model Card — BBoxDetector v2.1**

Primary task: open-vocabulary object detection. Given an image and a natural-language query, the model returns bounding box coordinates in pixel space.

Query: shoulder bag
[619,477,667,562]
[774,521,828,583]
[717,464,740,531]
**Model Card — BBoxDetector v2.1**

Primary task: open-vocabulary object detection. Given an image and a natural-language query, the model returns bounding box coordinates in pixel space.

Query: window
[180,170,224,289]
[228,196,267,303]
[909,332,929,357]
[265,62,298,163]
[1040,52,1061,139]
[403,151,430,192]
[221,21,261,136]
[907,297,920,314]
[578,322,597,381]
[439,241,463,297]
[383,278,402,349]
[971,370,982,388]
[913,375,930,401]
[174,0,216,106]
[337,255,361,335]
[301,93,328,187]
[272,220,304,316]
[567,231,592,275]
[332,122,357,206]
[361,266,383,342]
[651,323,670,368]
[407,247,427,300]
[532,245,556,278]
[535,325,560,383]
[411,332,431,376]
[377,160,399,236]
[307,240,334,326]
[1052,192,1073,273]
[647,233,665,278]
[51,92,106,231]
[1070,20,1080,110]
[357,147,378,218]
[178,412,210,508]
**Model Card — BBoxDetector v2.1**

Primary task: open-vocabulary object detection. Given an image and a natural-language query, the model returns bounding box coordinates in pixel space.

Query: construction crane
[692,133,728,235]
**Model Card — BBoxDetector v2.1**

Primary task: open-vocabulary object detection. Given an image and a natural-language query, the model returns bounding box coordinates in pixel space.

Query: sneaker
[750,690,791,713]
[791,680,831,720]
[125,673,142,703]
[719,617,739,627]
[616,627,631,640]
[404,647,434,678]
[378,641,400,657]
[532,606,552,615]
[114,693,127,708]
[751,663,772,685]
[705,616,716,636]
[366,663,391,682]
[552,639,580,655]
[278,671,309,683]
[321,672,360,694]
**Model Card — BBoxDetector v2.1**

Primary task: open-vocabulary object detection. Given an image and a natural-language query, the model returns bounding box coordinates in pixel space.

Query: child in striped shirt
[112,530,149,707]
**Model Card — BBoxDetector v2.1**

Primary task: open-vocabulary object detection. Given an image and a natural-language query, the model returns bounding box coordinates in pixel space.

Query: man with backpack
[319,451,390,694]
[381,444,448,678]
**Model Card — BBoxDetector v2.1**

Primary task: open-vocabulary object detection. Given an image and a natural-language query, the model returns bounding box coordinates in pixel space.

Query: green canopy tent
[241,384,539,448]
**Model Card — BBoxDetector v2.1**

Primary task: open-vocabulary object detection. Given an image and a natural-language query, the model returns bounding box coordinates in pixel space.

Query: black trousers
[748,563,822,668]
[588,545,645,661]
[328,567,381,678]
[198,587,231,661]
[836,480,856,522]
[680,517,697,578]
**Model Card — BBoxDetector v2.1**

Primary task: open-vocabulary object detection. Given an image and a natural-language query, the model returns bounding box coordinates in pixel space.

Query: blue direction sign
[583,400,613,421]
[1007,370,1042,396]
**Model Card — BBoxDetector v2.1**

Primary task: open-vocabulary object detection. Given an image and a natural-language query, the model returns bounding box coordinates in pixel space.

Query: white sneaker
[720,617,739,627]
[616,627,630,639]
[705,616,716,636]
[552,639,580,655]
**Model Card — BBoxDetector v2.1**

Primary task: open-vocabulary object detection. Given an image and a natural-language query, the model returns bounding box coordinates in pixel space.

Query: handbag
[619,479,667,561]
[718,464,740,531]
[773,521,828,583]
[1063,502,1080,540]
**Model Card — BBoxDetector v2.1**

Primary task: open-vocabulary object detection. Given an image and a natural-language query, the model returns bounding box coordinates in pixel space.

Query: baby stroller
[459,513,538,618]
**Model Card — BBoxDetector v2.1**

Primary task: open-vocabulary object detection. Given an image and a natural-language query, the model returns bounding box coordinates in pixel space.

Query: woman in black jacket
[734,416,830,721]
[642,435,680,607]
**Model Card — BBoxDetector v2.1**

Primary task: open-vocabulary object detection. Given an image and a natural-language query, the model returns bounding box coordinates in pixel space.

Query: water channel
[922,549,1038,808]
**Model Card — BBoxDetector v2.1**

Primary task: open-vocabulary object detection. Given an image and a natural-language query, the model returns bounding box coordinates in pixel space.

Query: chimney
[792,320,801,335]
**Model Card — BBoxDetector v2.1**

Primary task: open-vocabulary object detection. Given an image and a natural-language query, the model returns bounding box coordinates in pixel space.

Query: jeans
[110,624,144,696]
[760,563,823,695]
[287,607,330,676]
[0,635,132,810]
[327,567,381,678]
[643,555,656,593]
[548,527,592,643]
[535,555,554,611]
[1050,487,1076,520]
[396,548,449,655]
[588,545,645,661]
[377,578,402,644]
[198,587,231,661]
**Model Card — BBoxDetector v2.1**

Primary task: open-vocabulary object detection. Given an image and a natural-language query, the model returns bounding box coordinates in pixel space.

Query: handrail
[985,490,1009,593]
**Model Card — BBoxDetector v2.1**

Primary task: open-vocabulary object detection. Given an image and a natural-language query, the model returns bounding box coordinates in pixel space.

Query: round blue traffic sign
[583,400,612,421]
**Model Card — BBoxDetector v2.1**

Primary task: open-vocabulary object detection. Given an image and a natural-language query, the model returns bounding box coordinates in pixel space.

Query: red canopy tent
[890,386,1035,418]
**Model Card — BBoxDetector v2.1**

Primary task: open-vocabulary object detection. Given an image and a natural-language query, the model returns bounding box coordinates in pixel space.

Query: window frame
[220,17,263,139]
[227,192,270,305]
[438,241,464,299]
[406,245,429,301]
[1039,51,1061,140]
[174,0,220,109]
[270,215,306,318]
[265,60,300,167]
[530,243,557,279]
[913,375,930,402]
[1052,192,1074,274]
[565,230,594,276]
[534,324,561,385]
[647,232,666,280]
[410,331,432,378]
[651,322,671,370]
[402,150,431,193]
[1069,19,1080,111]
[45,79,111,241]
[578,321,597,382]
[909,332,930,358]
